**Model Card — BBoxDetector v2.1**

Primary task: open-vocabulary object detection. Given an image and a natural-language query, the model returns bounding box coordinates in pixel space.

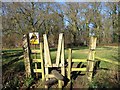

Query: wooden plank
[95,57,120,65]
[51,70,64,80]
[43,34,51,88]
[45,68,49,88]
[58,80,62,88]
[33,69,42,73]
[23,34,31,78]
[40,42,45,80]
[45,74,55,78]
[67,48,72,80]
[60,36,65,87]
[71,68,86,71]
[55,33,63,66]
[67,49,72,88]
[43,34,52,66]
[87,51,95,81]
[32,59,41,62]
[31,50,41,53]
[67,59,87,62]
[34,45,38,78]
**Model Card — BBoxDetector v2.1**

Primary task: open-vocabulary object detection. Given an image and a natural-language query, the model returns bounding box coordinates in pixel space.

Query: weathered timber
[87,36,97,82]
[32,59,41,62]
[45,74,55,78]
[31,50,41,53]
[89,36,97,50]
[51,70,64,80]
[34,44,38,78]
[56,33,63,66]
[40,42,45,80]
[43,34,52,66]
[71,68,86,71]
[67,48,72,80]
[60,35,65,87]
[23,34,31,78]
[43,34,50,88]
[33,69,42,73]
[95,57,120,65]
[66,59,87,62]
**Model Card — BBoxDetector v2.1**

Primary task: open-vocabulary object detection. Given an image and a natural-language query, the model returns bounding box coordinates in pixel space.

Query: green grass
[2,46,119,89]
[2,46,118,68]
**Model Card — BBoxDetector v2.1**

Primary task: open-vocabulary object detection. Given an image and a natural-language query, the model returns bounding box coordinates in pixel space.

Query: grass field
[2,46,120,89]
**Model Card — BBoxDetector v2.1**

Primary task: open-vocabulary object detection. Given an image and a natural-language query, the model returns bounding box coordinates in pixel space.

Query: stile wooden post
[43,34,50,88]
[67,48,72,84]
[43,34,52,66]
[59,34,65,88]
[23,34,31,78]
[56,33,63,67]
[87,36,97,82]
[40,42,45,81]
[43,33,65,88]
[34,44,38,78]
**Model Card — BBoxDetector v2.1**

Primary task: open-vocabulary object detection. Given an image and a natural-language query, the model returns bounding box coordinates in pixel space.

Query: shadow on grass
[112,55,119,61]
[2,49,23,52]
[71,62,86,81]
[2,55,24,72]
[70,46,88,50]
[2,52,23,59]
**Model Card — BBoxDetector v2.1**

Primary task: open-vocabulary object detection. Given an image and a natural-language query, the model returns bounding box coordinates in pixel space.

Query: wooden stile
[23,33,100,89]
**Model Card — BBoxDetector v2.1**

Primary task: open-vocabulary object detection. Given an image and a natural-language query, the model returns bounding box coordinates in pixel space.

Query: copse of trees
[1,2,119,48]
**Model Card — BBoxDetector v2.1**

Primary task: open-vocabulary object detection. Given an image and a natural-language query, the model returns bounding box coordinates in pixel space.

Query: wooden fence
[23,33,120,89]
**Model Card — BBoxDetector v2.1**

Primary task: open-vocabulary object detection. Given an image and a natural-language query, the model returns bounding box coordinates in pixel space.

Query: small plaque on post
[29,32,39,45]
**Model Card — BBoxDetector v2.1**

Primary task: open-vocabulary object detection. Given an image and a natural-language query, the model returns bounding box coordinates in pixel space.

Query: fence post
[59,34,65,88]
[87,36,97,82]
[43,34,50,88]
[23,34,31,78]
[56,33,63,67]
[68,48,72,85]
[40,42,45,81]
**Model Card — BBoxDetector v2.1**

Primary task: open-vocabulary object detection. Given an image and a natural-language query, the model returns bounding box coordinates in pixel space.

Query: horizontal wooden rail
[72,68,86,71]
[45,74,55,78]
[31,50,41,53]
[33,69,42,73]
[67,59,87,62]
[95,57,120,65]
[66,67,86,71]
[32,59,42,62]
